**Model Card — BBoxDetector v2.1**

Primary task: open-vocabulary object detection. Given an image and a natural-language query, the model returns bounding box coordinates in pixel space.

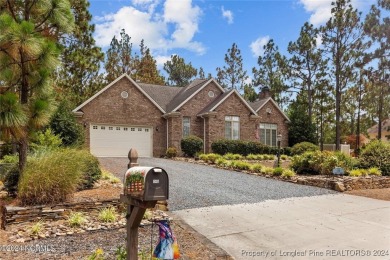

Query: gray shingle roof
[137,83,182,112]
[165,79,209,112]
[249,99,268,111]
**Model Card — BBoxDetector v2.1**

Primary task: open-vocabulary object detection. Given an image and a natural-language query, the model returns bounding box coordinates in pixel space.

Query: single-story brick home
[72,74,289,157]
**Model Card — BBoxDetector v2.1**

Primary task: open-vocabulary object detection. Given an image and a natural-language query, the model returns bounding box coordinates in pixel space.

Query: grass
[30,221,44,235]
[68,212,87,227]
[98,207,118,223]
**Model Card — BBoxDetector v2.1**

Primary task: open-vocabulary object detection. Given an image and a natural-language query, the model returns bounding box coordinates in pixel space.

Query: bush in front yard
[359,140,390,176]
[291,142,319,155]
[181,135,203,157]
[166,147,177,158]
[18,149,101,205]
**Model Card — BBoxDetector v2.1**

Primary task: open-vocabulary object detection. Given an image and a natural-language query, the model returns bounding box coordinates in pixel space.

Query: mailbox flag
[153,220,180,259]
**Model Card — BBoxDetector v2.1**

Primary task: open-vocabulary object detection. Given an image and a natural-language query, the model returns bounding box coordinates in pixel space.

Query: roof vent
[266,108,272,114]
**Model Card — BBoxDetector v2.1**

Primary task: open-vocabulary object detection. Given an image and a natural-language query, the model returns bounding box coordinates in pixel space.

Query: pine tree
[164,55,197,86]
[364,0,390,140]
[57,0,104,106]
[104,29,135,82]
[216,43,248,90]
[0,0,74,172]
[320,0,364,150]
[287,22,327,121]
[252,39,288,107]
[288,98,317,146]
[135,47,165,85]
[198,67,206,79]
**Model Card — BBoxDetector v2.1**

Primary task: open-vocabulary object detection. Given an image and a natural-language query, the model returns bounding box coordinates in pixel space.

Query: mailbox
[124,166,169,201]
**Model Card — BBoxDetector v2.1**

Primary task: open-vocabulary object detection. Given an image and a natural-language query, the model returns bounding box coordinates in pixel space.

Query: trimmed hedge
[181,135,203,157]
[211,139,289,156]
[291,142,319,155]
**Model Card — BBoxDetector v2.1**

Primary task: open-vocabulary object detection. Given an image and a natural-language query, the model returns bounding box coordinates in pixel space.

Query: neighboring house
[72,74,289,157]
[367,118,390,142]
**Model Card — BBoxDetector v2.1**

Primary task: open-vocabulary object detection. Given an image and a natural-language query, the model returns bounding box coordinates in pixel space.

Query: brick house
[72,74,289,157]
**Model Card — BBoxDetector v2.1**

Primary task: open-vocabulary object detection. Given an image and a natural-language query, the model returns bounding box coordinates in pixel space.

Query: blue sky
[89,0,374,83]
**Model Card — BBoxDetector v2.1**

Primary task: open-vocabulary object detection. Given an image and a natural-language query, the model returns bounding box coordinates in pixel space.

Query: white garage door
[90,124,152,157]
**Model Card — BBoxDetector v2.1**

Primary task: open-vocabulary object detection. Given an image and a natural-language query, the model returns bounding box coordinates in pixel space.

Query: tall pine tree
[216,43,248,90]
[164,55,197,87]
[321,0,364,150]
[0,0,74,172]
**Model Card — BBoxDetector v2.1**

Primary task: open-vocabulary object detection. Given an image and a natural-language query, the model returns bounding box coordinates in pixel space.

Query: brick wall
[76,77,167,157]
[256,101,289,147]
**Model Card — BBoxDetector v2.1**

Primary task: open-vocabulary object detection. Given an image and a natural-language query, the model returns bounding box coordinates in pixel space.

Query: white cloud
[249,36,270,57]
[221,6,234,24]
[94,0,205,55]
[299,0,375,26]
[155,55,172,69]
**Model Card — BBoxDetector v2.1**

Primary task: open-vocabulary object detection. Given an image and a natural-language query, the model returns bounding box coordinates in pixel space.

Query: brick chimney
[259,86,271,100]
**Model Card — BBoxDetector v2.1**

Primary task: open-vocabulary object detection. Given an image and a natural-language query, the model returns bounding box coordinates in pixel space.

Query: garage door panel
[90,124,152,157]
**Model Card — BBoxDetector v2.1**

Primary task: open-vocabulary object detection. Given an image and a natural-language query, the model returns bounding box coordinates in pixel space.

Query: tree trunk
[18,138,28,174]
[377,83,383,140]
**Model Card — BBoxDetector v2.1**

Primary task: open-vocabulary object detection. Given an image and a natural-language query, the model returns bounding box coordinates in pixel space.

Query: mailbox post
[120,148,169,260]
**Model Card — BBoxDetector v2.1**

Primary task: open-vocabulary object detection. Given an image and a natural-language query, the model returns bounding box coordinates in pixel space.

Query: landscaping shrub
[206,153,222,164]
[49,102,85,147]
[359,140,390,176]
[68,212,86,227]
[223,153,243,160]
[3,165,20,196]
[282,169,296,177]
[246,154,258,160]
[273,167,284,176]
[199,154,208,161]
[231,160,250,170]
[165,147,177,158]
[18,149,101,205]
[349,169,366,177]
[79,150,102,189]
[30,128,62,152]
[181,135,203,157]
[262,167,274,175]
[215,158,229,167]
[281,155,288,160]
[291,150,355,175]
[249,163,263,173]
[291,142,319,155]
[368,167,381,176]
[98,207,118,223]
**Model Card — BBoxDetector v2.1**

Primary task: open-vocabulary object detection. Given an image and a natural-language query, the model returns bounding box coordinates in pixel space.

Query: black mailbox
[124,166,169,201]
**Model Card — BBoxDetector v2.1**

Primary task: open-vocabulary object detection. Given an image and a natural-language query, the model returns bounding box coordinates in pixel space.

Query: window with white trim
[225,116,240,140]
[259,123,277,147]
[182,117,190,138]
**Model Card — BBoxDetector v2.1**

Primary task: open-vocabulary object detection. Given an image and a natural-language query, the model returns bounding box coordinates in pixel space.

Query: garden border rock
[1,199,168,229]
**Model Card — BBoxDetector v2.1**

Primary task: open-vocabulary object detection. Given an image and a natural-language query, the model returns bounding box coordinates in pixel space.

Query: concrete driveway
[174,194,390,260]
[99,158,390,259]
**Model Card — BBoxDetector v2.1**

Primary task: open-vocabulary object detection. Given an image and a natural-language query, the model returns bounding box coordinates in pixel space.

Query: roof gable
[198,89,258,116]
[167,78,225,112]
[72,74,166,114]
[251,97,290,122]
[137,83,182,111]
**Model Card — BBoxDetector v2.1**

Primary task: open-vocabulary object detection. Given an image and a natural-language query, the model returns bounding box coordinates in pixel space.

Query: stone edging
[173,157,390,192]
[1,199,168,229]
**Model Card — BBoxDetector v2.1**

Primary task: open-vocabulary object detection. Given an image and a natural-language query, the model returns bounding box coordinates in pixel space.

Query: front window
[259,123,277,146]
[183,117,191,137]
[225,116,240,140]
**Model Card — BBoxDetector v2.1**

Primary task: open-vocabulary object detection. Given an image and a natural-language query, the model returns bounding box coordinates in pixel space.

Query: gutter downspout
[166,118,169,150]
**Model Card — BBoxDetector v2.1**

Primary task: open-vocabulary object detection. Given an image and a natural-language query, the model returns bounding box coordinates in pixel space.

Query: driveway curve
[99,157,336,211]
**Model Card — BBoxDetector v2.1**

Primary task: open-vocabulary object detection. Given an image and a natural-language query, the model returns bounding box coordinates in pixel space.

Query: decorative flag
[153,220,180,259]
